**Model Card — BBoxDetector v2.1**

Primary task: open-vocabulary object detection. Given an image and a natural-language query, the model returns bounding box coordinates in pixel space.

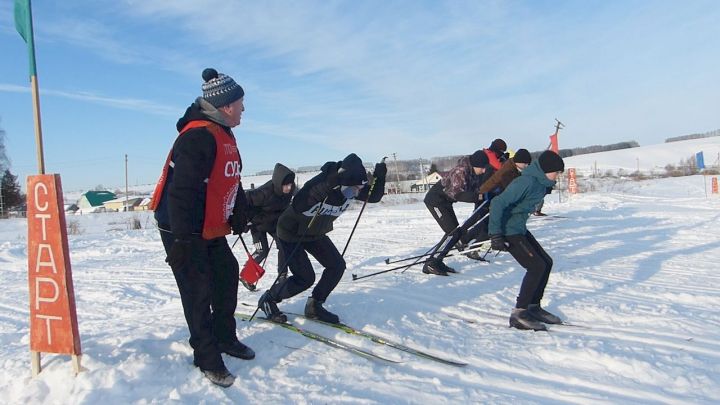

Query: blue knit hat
[201,68,244,108]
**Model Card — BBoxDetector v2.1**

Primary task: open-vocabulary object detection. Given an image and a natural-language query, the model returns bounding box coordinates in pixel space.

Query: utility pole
[419,158,428,191]
[547,118,564,152]
[392,153,401,194]
[125,154,129,212]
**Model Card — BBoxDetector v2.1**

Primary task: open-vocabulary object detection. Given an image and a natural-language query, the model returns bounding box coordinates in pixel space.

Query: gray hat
[201,68,244,108]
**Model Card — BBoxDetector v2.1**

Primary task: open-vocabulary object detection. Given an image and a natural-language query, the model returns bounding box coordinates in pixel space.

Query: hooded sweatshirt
[246,163,295,233]
[276,155,385,242]
[488,159,556,236]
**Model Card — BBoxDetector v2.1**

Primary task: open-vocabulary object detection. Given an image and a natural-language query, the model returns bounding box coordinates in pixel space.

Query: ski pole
[261,237,276,268]
[238,235,253,256]
[399,207,489,275]
[341,157,387,257]
[248,196,328,322]
[352,257,435,281]
[353,242,494,282]
[385,237,490,265]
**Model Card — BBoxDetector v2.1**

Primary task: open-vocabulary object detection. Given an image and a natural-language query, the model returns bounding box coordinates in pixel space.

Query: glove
[490,234,509,251]
[373,162,387,179]
[230,211,249,235]
[500,152,510,162]
[166,239,192,268]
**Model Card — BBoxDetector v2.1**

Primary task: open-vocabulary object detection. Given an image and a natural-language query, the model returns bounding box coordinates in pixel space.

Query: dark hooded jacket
[488,159,556,236]
[478,157,524,196]
[276,154,385,242]
[246,163,296,233]
[153,97,248,239]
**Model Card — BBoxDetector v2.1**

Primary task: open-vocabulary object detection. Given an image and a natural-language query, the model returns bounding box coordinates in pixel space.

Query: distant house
[137,197,153,211]
[103,196,145,212]
[64,203,79,213]
[410,172,443,192]
[77,191,116,213]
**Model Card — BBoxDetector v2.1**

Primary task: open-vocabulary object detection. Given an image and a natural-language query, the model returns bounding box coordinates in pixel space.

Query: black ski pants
[160,231,239,371]
[505,231,553,309]
[250,229,287,276]
[270,236,345,303]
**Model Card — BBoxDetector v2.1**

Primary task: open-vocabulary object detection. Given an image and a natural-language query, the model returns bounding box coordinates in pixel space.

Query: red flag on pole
[549,133,559,153]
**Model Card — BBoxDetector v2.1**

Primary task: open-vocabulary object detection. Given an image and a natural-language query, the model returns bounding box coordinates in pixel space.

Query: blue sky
[1,0,718,191]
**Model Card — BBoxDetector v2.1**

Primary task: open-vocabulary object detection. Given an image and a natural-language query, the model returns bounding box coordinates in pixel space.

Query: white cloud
[0,83,179,116]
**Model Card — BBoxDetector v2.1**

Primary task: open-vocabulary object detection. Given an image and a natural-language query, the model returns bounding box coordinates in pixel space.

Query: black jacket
[276,157,385,242]
[246,163,295,234]
[154,98,248,239]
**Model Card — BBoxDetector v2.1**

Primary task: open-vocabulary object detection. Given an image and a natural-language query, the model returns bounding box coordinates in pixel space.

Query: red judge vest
[151,120,241,240]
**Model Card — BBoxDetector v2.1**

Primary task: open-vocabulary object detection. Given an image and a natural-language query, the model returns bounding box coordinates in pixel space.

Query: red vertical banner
[712,177,718,194]
[549,133,559,153]
[27,174,81,375]
[568,168,578,194]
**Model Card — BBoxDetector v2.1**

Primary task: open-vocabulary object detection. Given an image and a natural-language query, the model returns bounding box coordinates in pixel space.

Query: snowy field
[2,175,720,404]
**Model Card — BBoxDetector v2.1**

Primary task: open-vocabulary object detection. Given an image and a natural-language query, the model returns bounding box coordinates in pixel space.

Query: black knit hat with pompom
[201,68,244,108]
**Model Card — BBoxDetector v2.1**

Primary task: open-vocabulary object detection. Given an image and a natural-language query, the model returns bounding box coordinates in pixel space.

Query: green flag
[14,0,37,76]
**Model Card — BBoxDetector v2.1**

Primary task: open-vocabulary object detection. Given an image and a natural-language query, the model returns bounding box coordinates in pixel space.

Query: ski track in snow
[1,177,720,404]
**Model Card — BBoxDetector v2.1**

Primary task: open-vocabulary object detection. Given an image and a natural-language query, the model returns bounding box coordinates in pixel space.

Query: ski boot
[509,308,547,331]
[217,340,255,360]
[258,291,287,323]
[240,278,257,292]
[527,304,562,324]
[305,297,340,324]
[422,258,449,276]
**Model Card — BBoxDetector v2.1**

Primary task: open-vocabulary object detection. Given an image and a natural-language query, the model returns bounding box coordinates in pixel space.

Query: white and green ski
[236,313,401,364]
[284,312,468,367]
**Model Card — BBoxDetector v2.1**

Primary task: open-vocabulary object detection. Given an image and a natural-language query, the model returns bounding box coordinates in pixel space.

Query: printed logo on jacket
[302,200,352,218]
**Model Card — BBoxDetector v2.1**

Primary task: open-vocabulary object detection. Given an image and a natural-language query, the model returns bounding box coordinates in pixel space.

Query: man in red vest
[151,68,252,388]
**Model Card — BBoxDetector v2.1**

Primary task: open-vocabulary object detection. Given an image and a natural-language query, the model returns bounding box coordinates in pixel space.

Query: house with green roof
[77,191,117,213]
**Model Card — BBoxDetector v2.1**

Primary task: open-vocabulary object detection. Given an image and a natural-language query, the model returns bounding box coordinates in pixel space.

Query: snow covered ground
[563,137,720,176]
[2,175,720,404]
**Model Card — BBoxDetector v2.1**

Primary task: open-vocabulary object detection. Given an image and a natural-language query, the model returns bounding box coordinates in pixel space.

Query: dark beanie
[201,68,244,108]
[513,149,531,164]
[338,153,369,186]
[538,150,565,173]
[489,138,507,154]
[469,150,489,168]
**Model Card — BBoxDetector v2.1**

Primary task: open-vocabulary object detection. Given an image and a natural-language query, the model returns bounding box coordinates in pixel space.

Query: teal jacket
[488,160,556,236]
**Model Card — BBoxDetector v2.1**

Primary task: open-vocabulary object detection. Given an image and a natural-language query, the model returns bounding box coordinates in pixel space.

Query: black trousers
[426,199,490,258]
[505,231,553,309]
[250,229,287,276]
[270,236,345,303]
[425,198,458,234]
[460,206,490,245]
[160,231,239,371]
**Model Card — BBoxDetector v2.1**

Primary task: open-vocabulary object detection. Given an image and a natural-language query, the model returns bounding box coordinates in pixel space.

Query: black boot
[305,297,340,324]
[527,304,562,324]
[258,291,287,323]
[240,278,257,292]
[218,340,255,360]
[199,365,235,388]
[422,258,449,276]
[463,250,487,261]
[509,308,547,331]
